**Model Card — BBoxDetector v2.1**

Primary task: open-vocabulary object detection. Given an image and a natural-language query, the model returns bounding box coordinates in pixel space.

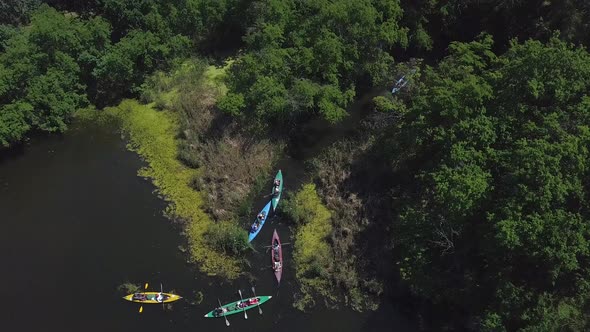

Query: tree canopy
[0,5,110,146]
[218,0,408,128]
[2,1,590,330]
[388,35,590,331]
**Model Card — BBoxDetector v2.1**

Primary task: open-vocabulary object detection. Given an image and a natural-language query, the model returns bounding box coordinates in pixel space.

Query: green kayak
[204,296,272,318]
[271,170,283,211]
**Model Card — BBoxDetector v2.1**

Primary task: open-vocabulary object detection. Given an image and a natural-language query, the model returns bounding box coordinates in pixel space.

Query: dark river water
[0,119,415,331]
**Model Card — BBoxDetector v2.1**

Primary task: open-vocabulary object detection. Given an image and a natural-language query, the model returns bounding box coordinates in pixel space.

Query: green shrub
[205,221,250,256]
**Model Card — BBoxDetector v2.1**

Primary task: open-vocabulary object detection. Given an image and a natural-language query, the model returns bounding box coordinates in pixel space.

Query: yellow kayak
[123,292,182,304]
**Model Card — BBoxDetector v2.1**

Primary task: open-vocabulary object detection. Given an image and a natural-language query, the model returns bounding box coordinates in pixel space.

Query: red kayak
[271,229,283,284]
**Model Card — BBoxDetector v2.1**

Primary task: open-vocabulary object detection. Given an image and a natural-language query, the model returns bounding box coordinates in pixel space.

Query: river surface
[0,119,415,331]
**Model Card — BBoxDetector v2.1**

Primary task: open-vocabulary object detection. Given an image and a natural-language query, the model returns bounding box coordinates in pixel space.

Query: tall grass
[284,183,336,310]
[308,139,384,311]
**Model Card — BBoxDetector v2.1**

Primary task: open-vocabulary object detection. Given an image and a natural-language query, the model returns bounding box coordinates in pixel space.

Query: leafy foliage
[204,220,249,256]
[388,35,590,330]
[0,5,109,146]
[0,0,40,25]
[220,0,408,129]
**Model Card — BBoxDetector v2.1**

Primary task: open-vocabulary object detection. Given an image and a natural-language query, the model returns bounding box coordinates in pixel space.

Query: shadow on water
[0,103,416,331]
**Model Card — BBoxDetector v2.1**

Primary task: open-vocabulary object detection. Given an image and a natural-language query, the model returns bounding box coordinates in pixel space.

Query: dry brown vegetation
[165,61,279,222]
[134,59,280,274]
[308,138,384,311]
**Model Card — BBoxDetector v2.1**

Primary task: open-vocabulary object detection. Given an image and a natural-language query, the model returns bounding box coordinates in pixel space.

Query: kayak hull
[271,229,283,284]
[204,295,272,318]
[248,201,271,243]
[271,170,283,211]
[123,292,182,304]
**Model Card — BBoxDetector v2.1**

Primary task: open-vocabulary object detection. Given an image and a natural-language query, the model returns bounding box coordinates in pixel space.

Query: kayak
[204,296,272,318]
[271,229,283,284]
[248,201,271,243]
[271,170,283,211]
[123,292,182,304]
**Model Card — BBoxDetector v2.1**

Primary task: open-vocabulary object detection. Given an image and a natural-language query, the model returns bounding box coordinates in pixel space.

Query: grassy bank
[76,58,279,279]
[285,183,336,310]
[77,100,242,277]
[285,137,385,312]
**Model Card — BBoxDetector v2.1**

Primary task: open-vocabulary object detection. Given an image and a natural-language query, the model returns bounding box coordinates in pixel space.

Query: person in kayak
[248,297,260,305]
[214,307,227,317]
[156,292,164,302]
[133,293,147,301]
[258,212,266,221]
[273,261,282,271]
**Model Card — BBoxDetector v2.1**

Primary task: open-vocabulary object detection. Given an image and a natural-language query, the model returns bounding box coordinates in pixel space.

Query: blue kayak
[248,201,272,243]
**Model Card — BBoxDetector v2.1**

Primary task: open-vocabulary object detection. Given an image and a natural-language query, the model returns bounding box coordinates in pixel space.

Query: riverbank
[76,56,387,313]
[75,58,283,278]
[75,60,251,278]
[77,99,242,277]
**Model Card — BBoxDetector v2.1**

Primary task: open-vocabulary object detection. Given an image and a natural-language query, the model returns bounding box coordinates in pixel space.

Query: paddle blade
[144,283,149,290]
[139,306,143,313]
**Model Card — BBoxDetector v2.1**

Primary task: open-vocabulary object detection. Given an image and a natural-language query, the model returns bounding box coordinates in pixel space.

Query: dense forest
[2,0,590,330]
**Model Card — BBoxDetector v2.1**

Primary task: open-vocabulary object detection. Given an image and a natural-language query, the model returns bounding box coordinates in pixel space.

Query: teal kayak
[204,296,272,318]
[271,170,283,211]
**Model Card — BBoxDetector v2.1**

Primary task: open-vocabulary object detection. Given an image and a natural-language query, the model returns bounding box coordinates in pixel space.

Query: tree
[0,5,109,146]
[93,29,189,104]
[389,35,590,330]
[0,0,40,25]
[221,0,408,129]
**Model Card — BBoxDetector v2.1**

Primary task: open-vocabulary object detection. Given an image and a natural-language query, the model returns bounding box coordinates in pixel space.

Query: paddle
[264,187,282,198]
[160,283,164,311]
[251,286,262,315]
[263,242,291,247]
[237,289,248,319]
[139,282,148,313]
[218,298,230,327]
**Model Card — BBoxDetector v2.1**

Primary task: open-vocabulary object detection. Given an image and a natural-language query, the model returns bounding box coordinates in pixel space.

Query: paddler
[214,307,227,317]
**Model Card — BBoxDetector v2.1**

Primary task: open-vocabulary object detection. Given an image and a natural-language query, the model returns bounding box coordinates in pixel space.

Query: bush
[205,221,250,256]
